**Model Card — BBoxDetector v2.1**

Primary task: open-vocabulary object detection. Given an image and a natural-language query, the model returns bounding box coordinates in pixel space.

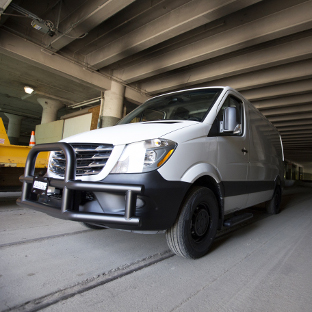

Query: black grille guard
[17,143,142,226]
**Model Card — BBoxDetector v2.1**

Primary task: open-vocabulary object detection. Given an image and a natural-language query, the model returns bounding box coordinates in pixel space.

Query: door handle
[242,148,248,155]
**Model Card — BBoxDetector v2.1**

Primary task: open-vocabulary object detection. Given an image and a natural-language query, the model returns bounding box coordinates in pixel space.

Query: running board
[223,212,253,227]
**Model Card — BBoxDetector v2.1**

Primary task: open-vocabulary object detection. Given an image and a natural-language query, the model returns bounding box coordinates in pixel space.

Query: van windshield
[118,88,222,124]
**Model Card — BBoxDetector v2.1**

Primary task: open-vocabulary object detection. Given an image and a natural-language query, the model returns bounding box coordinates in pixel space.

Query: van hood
[62,121,201,145]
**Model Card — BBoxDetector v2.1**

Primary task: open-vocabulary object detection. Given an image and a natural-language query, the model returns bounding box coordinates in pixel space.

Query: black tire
[166,186,219,259]
[266,185,282,214]
[81,222,107,230]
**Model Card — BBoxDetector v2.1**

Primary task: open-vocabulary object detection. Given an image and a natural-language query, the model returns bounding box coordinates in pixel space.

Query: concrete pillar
[4,113,23,145]
[37,98,64,124]
[100,81,125,128]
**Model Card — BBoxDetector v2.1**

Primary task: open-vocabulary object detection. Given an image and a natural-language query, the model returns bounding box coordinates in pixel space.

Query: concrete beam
[282,138,312,142]
[87,0,261,69]
[274,119,312,128]
[282,133,312,139]
[268,112,312,123]
[0,29,111,90]
[124,87,149,105]
[284,148,312,152]
[254,94,312,109]
[284,151,312,156]
[0,0,12,12]
[0,29,147,104]
[284,151,312,155]
[284,149,311,153]
[284,150,312,157]
[283,139,312,144]
[117,1,312,84]
[262,104,312,116]
[284,146,312,149]
[283,147,311,151]
[283,136,312,140]
[285,149,312,152]
[71,0,189,56]
[140,35,312,93]
[47,0,136,51]
[241,79,312,101]
[284,152,312,162]
[281,130,312,136]
[279,125,312,132]
[284,147,311,152]
[195,58,312,95]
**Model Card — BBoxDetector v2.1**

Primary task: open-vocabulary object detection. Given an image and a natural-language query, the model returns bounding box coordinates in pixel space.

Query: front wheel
[166,186,219,259]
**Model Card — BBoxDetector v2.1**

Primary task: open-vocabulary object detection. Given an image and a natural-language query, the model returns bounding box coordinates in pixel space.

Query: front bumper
[17,143,142,227]
[17,143,190,231]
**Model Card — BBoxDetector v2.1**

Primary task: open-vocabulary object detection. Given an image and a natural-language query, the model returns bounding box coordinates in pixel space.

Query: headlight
[111,139,176,174]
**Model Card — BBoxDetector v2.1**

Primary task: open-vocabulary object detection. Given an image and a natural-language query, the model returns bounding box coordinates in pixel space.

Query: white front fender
[181,163,221,184]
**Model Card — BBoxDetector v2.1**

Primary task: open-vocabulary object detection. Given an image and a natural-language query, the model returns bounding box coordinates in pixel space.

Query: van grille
[49,143,113,177]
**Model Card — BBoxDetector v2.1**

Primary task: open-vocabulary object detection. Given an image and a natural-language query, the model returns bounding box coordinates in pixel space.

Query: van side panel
[215,91,250,212]
[246,102,283,207]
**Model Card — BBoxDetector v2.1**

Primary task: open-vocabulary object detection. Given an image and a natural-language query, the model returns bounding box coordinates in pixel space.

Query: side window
[209,95,244,136]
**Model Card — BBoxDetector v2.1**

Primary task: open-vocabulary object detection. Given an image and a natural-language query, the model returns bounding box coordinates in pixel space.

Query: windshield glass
[118,88,223,124]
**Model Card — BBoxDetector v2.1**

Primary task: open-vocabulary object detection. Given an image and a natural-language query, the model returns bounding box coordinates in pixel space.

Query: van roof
[149,86,233,101]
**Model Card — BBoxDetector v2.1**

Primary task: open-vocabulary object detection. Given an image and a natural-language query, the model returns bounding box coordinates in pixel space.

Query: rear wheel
[166,186,219,259]
[266,185,282,214]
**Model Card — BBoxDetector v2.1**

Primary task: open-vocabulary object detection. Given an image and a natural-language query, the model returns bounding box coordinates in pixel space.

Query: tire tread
[166,186,218,259]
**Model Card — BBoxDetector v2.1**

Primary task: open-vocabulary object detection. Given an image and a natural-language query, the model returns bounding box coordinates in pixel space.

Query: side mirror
[220,107,237,133]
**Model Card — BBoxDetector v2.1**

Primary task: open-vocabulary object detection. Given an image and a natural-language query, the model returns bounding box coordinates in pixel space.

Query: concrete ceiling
[0,0,312,166]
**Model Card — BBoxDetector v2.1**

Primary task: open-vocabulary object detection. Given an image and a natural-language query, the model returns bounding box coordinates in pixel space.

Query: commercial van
[18,86,284,259]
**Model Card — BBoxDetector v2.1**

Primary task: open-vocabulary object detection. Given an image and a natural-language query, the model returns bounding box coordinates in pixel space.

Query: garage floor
[1,186,311,312]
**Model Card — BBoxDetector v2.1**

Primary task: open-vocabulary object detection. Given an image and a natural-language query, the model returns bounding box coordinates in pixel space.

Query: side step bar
[223,212,253,227]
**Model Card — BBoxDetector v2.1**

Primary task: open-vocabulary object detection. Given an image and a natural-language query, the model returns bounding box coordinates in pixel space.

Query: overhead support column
[37,98,64,124]
[100,81,125,128]
[4,113,23,145]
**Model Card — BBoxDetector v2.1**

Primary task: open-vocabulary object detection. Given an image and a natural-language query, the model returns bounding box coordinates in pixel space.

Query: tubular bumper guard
[17,143,142,226]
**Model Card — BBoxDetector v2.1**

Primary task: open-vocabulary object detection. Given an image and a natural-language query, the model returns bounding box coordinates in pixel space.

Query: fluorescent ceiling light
[24,86,34,94]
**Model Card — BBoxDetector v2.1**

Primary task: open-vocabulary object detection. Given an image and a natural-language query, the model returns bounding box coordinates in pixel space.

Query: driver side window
[209,95,243,137]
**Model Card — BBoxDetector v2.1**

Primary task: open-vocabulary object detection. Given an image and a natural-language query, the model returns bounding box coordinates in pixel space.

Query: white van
[18,86,284,259]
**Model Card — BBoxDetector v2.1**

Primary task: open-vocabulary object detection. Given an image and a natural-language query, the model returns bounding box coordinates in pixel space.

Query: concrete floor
[0,186,311,312]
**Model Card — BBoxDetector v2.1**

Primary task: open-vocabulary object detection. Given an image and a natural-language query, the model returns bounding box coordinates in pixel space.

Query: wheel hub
[193,207,209,237]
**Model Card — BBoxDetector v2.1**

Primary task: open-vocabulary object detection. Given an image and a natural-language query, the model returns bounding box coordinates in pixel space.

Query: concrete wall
[303,164,312,181]
[35,120,64,144]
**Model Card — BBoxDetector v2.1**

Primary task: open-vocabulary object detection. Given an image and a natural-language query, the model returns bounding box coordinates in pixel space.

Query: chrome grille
[49,143,113,177]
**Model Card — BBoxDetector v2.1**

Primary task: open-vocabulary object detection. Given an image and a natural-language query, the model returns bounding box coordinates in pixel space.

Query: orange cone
[29,131,35,146]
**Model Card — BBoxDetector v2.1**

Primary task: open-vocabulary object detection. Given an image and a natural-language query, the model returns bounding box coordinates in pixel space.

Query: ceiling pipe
[68,97,101,109]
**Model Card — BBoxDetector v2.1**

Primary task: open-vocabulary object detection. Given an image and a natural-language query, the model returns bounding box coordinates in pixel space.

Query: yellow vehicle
[0,118,48,191]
